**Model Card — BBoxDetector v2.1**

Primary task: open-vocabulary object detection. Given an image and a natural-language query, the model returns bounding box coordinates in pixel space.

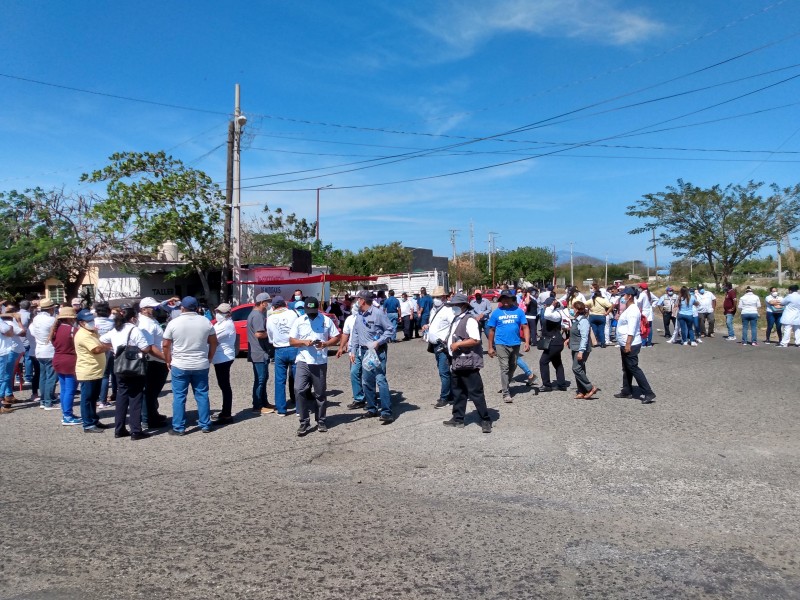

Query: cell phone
[313,340,324,349]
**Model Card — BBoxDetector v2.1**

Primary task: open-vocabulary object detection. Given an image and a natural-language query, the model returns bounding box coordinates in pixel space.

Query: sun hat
[431,286,447,297]
[57,307,77,320]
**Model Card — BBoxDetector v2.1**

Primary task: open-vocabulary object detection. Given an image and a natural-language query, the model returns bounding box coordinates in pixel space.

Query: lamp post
[315,184,332,241]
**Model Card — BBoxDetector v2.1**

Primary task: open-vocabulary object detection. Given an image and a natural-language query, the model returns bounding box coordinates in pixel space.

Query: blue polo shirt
[417,295,433,319]
[383,296,399,315]
[487,306,526,346]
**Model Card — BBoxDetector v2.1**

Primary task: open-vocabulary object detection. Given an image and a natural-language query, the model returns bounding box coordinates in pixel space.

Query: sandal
[574,393,585,399]
[584,387,599,399]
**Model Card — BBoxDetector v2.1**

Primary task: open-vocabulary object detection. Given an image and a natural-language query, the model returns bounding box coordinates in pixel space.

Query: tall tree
[627,180,800,289]
[0,188,119,298]
[494,246,553,286]
[82,151,225,300]
[241,205,333,267]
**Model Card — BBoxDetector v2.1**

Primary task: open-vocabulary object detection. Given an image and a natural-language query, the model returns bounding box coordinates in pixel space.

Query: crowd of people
[1,280,798,437]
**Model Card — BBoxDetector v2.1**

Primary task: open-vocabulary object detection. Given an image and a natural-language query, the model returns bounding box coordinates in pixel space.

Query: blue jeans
[350,352,364,402]
[99,351,116,403]
[435,349,452,403]
[58,373,78,418]
[273,346,297,415]
[361,347,392,417]
[693,316,701,337]
[516,356,532,377]
[79,378,102,429]
[24,347,34,383]
[741,314,758,344]
[387,313,398,342]
[589,315,606,346]
[37,358,57,406]
[725,313,735,338]
[251,359,270,409]
[171,366,211,431]
[0,353,14,398]
[766,312,782,342]
[678,314,696,343]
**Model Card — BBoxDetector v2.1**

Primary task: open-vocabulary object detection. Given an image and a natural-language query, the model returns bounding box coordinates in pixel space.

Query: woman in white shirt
[614,287,656,404]
[99,306,151,440]
[737,286,761,346]
[636,283,655,347]
[211,303,237,423]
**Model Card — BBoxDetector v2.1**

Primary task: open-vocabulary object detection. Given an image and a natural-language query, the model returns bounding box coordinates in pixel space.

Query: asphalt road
[1,335,798,599]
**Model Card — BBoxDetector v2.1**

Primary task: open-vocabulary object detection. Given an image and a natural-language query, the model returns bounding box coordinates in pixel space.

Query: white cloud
[403,0,664,59]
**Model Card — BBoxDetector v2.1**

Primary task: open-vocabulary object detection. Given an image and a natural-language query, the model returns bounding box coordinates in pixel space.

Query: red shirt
[52,322,77,375]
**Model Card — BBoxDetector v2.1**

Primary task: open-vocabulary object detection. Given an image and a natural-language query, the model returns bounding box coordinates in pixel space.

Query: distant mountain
[555,250,605,267]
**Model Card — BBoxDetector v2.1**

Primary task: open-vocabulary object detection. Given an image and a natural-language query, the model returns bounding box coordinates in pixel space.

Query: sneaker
[690,342,698,347]
[502,393,512,403]
[725,336,736,341]
[708,334,714,338]
[443,419,465,428]
[97,402,110,409]
[379,414,394,424]
[317,422,328,433]
[641,393,656,404]
[61,416,82,426]
[360,411,379,419]
[260,407,275,415]
[751,342,758,346]
[168,429,186,436]
[30,394,41,402]
[200,427,212,433]
[481,420,492,434]
[434,400,448,409]
[212,414,234,424]
[682,342,688,346]
[130,431,152,440]
[613,392,633,399]
[696,338,703,343]
[347,401,366,410]
[83,426,104,434]
[43,405,60,411]
[297,423,311,437]
[665,340,673,344]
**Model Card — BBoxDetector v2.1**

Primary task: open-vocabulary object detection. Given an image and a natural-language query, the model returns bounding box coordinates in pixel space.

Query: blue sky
[2,0,800,267]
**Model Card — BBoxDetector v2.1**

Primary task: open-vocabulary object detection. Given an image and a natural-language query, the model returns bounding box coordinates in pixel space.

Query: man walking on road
[487,290,530,402]
[289,297,341,436]
[383,290,400,342]
[416,287,433,338]
[247,292,274,414]
[469,289,492,341]
[163,297,218,435]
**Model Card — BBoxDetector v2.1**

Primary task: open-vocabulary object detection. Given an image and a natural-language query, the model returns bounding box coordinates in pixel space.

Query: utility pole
[469,220,475,265]
[631,260,635,277]
[552,245,557,286]
[652,228,658,281]
[489,232,498,288]
[604,254,608,287]
[221,120,234,302]
[569,241,574,287]
[449,229,460,290]
[232,84,246,305]
[315,184,332,241]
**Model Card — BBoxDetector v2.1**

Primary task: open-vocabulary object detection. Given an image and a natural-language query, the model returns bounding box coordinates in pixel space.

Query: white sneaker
[690,342,698,347]
[665,340,673,344]
[43,405,60,411]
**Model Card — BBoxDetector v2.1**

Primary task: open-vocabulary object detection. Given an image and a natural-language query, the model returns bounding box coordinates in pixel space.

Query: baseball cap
[543,296,556,306]
[139,297,160,309]
[446,293,470,306]
[305,297,319,310]
[75,309,95,322]
[499,290,515,298]
[216,303,232,314]
[666,286,673,292]
[638,282,648,289]
[356,290,374,301]
[271,295,286,307]
[622,286,638,296]
[698,283,705,289]
[255,292,271,304]
[70,297,82,306]
[181,296,199,311]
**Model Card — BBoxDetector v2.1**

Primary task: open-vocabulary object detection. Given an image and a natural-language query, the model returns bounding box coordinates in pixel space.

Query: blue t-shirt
[383,296,399,314]
[678,294,696,317]
[417,295,433,317]
[487,306,526,346]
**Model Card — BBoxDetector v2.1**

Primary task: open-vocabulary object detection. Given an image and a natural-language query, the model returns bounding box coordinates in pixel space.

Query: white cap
[139,297,160,309]
[71,297,82,306]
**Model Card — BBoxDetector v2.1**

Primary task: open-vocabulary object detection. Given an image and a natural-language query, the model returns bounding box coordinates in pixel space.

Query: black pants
[294,362,328,426]
[539,344,566,387]
[451,368,490,423]
[571,350,592,393]
[526,318,538,345]
[142,361,168,422]
[619,345,653,396]
[662,313,675,337]
[116,376,145,435]
[401,315,412,340]
[214,360,234,417]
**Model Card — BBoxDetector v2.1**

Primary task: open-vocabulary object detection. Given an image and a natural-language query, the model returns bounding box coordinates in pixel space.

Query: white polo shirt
[30,312,56,359]
[289,314,339,365]
[616,303,642,347]
[426,305,454,344]
[267,308,299,348]
[137,314,165,363]
[695,291,716,313]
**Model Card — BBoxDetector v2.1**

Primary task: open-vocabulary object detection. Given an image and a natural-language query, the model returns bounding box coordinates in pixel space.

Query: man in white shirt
[137,297,169,428]
[267,296,299,416]
[399,293,415,341]
[695,284,717,338]
[163,296,217,435]
[29,299,58,409]
[421,286,454,409]
[614,286,655,404]
[289,297,340,436]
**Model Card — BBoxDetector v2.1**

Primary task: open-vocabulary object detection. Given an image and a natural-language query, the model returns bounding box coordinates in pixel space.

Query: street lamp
[315,184,333,241]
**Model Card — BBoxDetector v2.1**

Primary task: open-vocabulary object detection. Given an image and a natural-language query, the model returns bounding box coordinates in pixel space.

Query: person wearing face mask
[657,287,678,338]
[348,290,395,423]
[136,298,169,429]
[569,301,598,399]
[764,287,784,344]
[778,284,800,347]
[469,289,492,341]
[421,286,454,409]
[289,297,341,436]
[293,290,304,304]
[695,284,717,338]
[737,286,761,346]
[382,289,401,343]
[73,309,110,433]
[267,296,299,417]
[487,290,530,402]
[211,303,237,424]
[722,282,737,340]
[614,287,656,404]
[538,297,569,392]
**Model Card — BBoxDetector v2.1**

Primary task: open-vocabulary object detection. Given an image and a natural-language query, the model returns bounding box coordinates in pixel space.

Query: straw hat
[56,307,77,320]
[431,286,447,297]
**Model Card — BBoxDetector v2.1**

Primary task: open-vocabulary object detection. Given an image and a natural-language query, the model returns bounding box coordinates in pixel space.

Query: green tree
[0,188,117,298]
[627,180,800,289]
[494,246,553,286]
[82,151,225,300]
[241,205,333,266]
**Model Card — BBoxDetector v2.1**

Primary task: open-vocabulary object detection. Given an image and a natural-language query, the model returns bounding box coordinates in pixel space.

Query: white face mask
[215,312,228,321]
[667,292,674,296]
[451,306,462,316]
[771,291,778,297]
[433,298,443,307]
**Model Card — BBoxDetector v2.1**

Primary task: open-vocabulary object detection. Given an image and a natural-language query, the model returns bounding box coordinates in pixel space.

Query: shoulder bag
[114,328,148,378]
